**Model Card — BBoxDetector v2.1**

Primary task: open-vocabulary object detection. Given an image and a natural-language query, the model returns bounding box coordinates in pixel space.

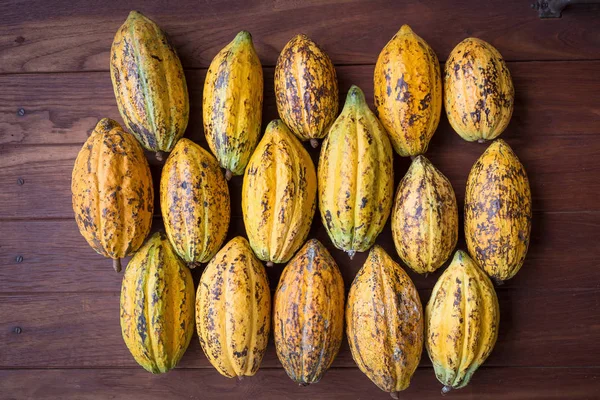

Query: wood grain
[1,211,599,293]
[1,367,599,399]
[2,62,600,147]
[1,290,598,369]
[1,0,600,73]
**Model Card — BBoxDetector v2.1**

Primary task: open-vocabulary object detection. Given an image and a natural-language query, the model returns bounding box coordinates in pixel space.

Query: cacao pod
[274,34,338,147]
[374,25,442,157]
[160,138,230,267]
[120,232,195,373]
[203,31,264,179]
[465,139,531,282]
[444,38,514,142]
[273,239,345,385]
[318,85,394,258]
[111,11,189,158]
[196,236,271,378]
[425,250,500,393]
[391,155,458,274]
[242,120,317,266]
[346,245,423,396]
[71,118,153,272]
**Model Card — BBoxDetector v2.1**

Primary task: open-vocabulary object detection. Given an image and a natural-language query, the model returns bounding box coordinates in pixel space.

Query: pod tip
[113,258,122,273]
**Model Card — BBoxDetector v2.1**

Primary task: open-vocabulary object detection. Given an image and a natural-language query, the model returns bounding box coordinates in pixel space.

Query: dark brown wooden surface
[1,1,600,399]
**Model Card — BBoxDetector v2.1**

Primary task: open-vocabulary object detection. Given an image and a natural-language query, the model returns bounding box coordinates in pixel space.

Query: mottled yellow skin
[160,138,230,266]
[425,250,500,391]
[391,156,458,274]
[71,118,153,271]
[120,232,195,374]
[196,237,271,378]
[275,34,339,145]
[346,246,423,395]
[374,25,442,157]
[242,120,317,264]
[274,239,345,385]
[318,85,394,258]
[465,139,531,282]
[444,38,514,142]
[203,31,264,177]
[111,11,189,154]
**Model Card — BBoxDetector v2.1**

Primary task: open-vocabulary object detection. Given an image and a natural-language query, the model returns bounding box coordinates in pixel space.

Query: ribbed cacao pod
[444,38,514,142]
[426,250,500,393]
[196,236,271,378]
[160,138,230,267]
[346,245,423,396]
[391,155,458,274]
[273,239,345,385]
[274,34,338,147]
[203,31,263,179]
[71,118,153,272]
[374,25,442,157]
[120,232,195,373]
[242,120,317,266]
[318,85,394,258]
[111,11,189,159]
[465,139,531,282]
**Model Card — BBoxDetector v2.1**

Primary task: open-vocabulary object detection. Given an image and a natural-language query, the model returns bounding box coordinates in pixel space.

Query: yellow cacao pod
[71,118,153,272]
[346,245,423,395]
[374,25,442,157]
[273,239,345,385]
[465,139,531,282]
[160,138,230,266]
[275,34,339,147]
[120,232,195,373]
[196,236,271,378]
[318,85,394,258]
[203,31,264,178]
[425,250,500,393]
[444,38,514,142]
[111,11,189,156]
[242,120,317,265]
[391,155,458,274]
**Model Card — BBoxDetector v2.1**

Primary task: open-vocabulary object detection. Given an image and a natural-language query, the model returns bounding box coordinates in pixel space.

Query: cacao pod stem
[477,139,486,144]
[225,169,233,181]
[310,138,319,148]
[237,376,244,381]
[390,392,400,399]
[493,276,505,286]
[298,382,309,387]
[156,151,166,162]
[266,261,274,268]
[441,385,453,395]
[347,250,356,260]
[188,262,201,269]
[112,258,122,273]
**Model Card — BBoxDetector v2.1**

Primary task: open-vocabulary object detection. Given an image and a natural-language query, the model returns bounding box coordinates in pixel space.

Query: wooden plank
[2,62,600,147]
[1,211,598,293]
[1,131,599,220]
[1,289,598,369]
[1,0,600,73]
[1,367,599,400]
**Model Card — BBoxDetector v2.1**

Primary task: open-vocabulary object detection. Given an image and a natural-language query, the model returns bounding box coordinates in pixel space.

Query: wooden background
[1,0,600,398]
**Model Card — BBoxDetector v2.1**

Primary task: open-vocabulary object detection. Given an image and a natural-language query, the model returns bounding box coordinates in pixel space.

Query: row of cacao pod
[120,231,499,396]
[109,12,514,167]
[72,112,530,283]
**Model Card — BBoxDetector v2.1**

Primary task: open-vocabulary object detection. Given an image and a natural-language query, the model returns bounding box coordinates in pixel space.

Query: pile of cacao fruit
[71,11,531,396]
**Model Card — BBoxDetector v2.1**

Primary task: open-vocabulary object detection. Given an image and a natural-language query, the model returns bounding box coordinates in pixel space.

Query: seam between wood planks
[0,59,599,76]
